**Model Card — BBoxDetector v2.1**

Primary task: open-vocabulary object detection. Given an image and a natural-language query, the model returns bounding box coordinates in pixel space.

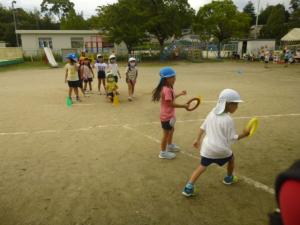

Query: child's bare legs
[161,129,171,152]
[88,81,92,91]
[167,128,174,145]
[127,83,133,100]
[68,87,73,98]
[188,165,207,184]
[98,78,101,91]
[84,82,87,91]
[227,155,235,176]
[102,79,106,93]
[74,87,80,100]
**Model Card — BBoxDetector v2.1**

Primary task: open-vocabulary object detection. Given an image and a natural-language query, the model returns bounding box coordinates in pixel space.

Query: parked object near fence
[0,47,24,67]
[44,47,58,68]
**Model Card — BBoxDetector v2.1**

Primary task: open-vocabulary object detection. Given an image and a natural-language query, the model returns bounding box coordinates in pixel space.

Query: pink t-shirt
[160,86,175,121]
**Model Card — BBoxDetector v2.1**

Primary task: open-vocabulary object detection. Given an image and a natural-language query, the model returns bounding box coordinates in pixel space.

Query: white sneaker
[159,151,176,159]
[167,144,180,152]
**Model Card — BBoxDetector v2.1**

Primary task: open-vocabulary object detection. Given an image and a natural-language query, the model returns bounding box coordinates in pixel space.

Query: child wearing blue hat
[64,53,80,102]
[152,67,188,159]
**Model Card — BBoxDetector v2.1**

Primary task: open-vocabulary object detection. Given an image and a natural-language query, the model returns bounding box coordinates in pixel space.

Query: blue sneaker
[223,175,238,185]
[182,183,194,197]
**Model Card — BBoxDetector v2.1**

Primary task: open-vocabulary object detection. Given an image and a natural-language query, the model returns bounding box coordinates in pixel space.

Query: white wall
[20,33,104,56]
[237,40,275,56]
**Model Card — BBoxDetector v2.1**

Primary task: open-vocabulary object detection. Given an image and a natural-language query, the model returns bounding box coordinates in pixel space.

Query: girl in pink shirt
[152,67,188,160]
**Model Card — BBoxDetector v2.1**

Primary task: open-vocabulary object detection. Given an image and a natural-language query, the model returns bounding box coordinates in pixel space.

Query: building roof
[16,30,102,35]
[281,28,300,42]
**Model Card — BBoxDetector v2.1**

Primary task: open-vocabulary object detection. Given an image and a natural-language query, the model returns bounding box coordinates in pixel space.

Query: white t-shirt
[108,63,119,77]
[95,62,107,72]
[200,109,238,159]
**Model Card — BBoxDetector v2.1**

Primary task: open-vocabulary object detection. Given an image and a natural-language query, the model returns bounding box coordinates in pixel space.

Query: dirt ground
[0,61,299,225]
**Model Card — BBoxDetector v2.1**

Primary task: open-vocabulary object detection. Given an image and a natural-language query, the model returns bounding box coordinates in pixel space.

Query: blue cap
[159,67,176,79]
[66,53,77,61]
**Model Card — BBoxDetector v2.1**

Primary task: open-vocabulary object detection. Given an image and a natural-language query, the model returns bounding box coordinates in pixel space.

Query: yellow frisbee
[246,117,258,137]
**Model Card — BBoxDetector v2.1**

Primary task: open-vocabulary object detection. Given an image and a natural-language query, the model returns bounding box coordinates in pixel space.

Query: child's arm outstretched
[193,128,205,149]
[175,90,187,98]
[170,100,188,109]
[237,128,250,140]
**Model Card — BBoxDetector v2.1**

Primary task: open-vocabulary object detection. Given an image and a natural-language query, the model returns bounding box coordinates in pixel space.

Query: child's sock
[185,182,194,189]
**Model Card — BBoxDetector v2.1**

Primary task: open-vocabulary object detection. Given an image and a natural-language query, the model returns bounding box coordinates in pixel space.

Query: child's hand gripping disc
[246,117,258,137]
[66,96,72,107]
[186,97,201,111]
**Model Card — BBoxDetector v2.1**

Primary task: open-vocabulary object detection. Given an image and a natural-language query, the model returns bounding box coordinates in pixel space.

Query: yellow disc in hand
[246,117,258,137]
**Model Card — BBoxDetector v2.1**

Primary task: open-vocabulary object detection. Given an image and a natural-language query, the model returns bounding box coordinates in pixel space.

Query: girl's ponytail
[152,78,165,102]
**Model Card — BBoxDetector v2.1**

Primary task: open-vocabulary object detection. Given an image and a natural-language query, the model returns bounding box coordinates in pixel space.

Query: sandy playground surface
[0,61,300,225]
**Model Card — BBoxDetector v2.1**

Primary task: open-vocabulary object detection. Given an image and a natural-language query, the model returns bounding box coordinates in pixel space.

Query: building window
[71,37,84,48]
[39,38,53,48]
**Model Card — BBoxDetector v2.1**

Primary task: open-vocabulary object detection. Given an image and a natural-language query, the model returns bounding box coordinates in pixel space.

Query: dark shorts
[84,78,93,83]
[68,80,79,88]
[107,92,114,102]
[98,71,106,79]
[114,76,118,83]
[201,154,233,167]
[264,60,269,64]
[285,58,288,63]
[161,118,175,131]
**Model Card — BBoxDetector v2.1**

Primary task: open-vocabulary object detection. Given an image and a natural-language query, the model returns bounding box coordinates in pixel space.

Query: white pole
[255,0,261,39]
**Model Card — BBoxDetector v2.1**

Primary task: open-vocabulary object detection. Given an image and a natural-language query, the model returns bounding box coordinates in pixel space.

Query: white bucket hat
[128,57,136,62]
[214,89,243,115]
[109,54,116,60]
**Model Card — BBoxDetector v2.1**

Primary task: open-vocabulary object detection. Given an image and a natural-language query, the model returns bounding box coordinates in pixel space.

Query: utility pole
[255,0,261,39]
[12,1,19,47]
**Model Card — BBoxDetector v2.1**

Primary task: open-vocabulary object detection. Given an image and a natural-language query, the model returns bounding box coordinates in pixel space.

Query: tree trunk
[217,41,222,58]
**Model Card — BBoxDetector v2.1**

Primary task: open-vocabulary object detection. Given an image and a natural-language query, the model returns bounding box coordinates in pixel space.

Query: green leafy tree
[137,0,195,49]
[194,0,251,57]
[243,1,256,25]
[94,0,147,54]
[290,0,300,11]
[60,10,88,30]
[289,0,300,28]
[260,4,288,40]
[40,0,75,21]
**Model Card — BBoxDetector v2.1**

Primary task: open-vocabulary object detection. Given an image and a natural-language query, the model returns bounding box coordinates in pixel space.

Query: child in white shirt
[107,54,121,83]
[182,89,250,197]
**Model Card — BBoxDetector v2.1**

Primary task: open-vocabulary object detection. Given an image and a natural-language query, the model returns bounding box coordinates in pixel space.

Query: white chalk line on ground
[123,125,275,195]
[0,113,300,136]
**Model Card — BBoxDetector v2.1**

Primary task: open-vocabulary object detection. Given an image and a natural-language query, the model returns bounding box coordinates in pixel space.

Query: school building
[16,30,127,56]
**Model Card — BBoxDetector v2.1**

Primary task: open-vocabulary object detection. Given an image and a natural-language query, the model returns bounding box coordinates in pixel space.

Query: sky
[0,0,290,18]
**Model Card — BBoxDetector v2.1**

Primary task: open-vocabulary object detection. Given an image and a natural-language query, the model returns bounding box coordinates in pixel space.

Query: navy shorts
[98,71,106,79]
[161,118,176,131]
[67,80,79,88]
[201,154,233,167]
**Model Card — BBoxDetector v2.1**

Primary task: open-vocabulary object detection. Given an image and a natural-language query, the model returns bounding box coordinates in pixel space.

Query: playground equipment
[160,39,203,62]
[44,47,58,67]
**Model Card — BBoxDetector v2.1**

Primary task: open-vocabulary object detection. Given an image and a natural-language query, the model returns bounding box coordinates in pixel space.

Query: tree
[243,1,256,25]
[94,0,147,54]
[289,0,300,28]
[40,0,75,21]
[260,4,288,40]
[290,0,300,11]
[137,0,195,49]
[60,10,88,30]
[194,0,251,57]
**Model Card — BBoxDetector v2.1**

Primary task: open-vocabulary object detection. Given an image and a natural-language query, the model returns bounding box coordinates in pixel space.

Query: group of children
[64,53,138,103]
[65,56,252,198]
[152,67,251,197]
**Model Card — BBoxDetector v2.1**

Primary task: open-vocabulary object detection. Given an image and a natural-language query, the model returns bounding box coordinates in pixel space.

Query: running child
[81,57,95,93]
[64,53,80,102]
[152,67,188,160]
[182,89,250,197]
[125,57,138,101]
[107,54,121,83]
[106,72,118,102]
[94,54,107,94]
